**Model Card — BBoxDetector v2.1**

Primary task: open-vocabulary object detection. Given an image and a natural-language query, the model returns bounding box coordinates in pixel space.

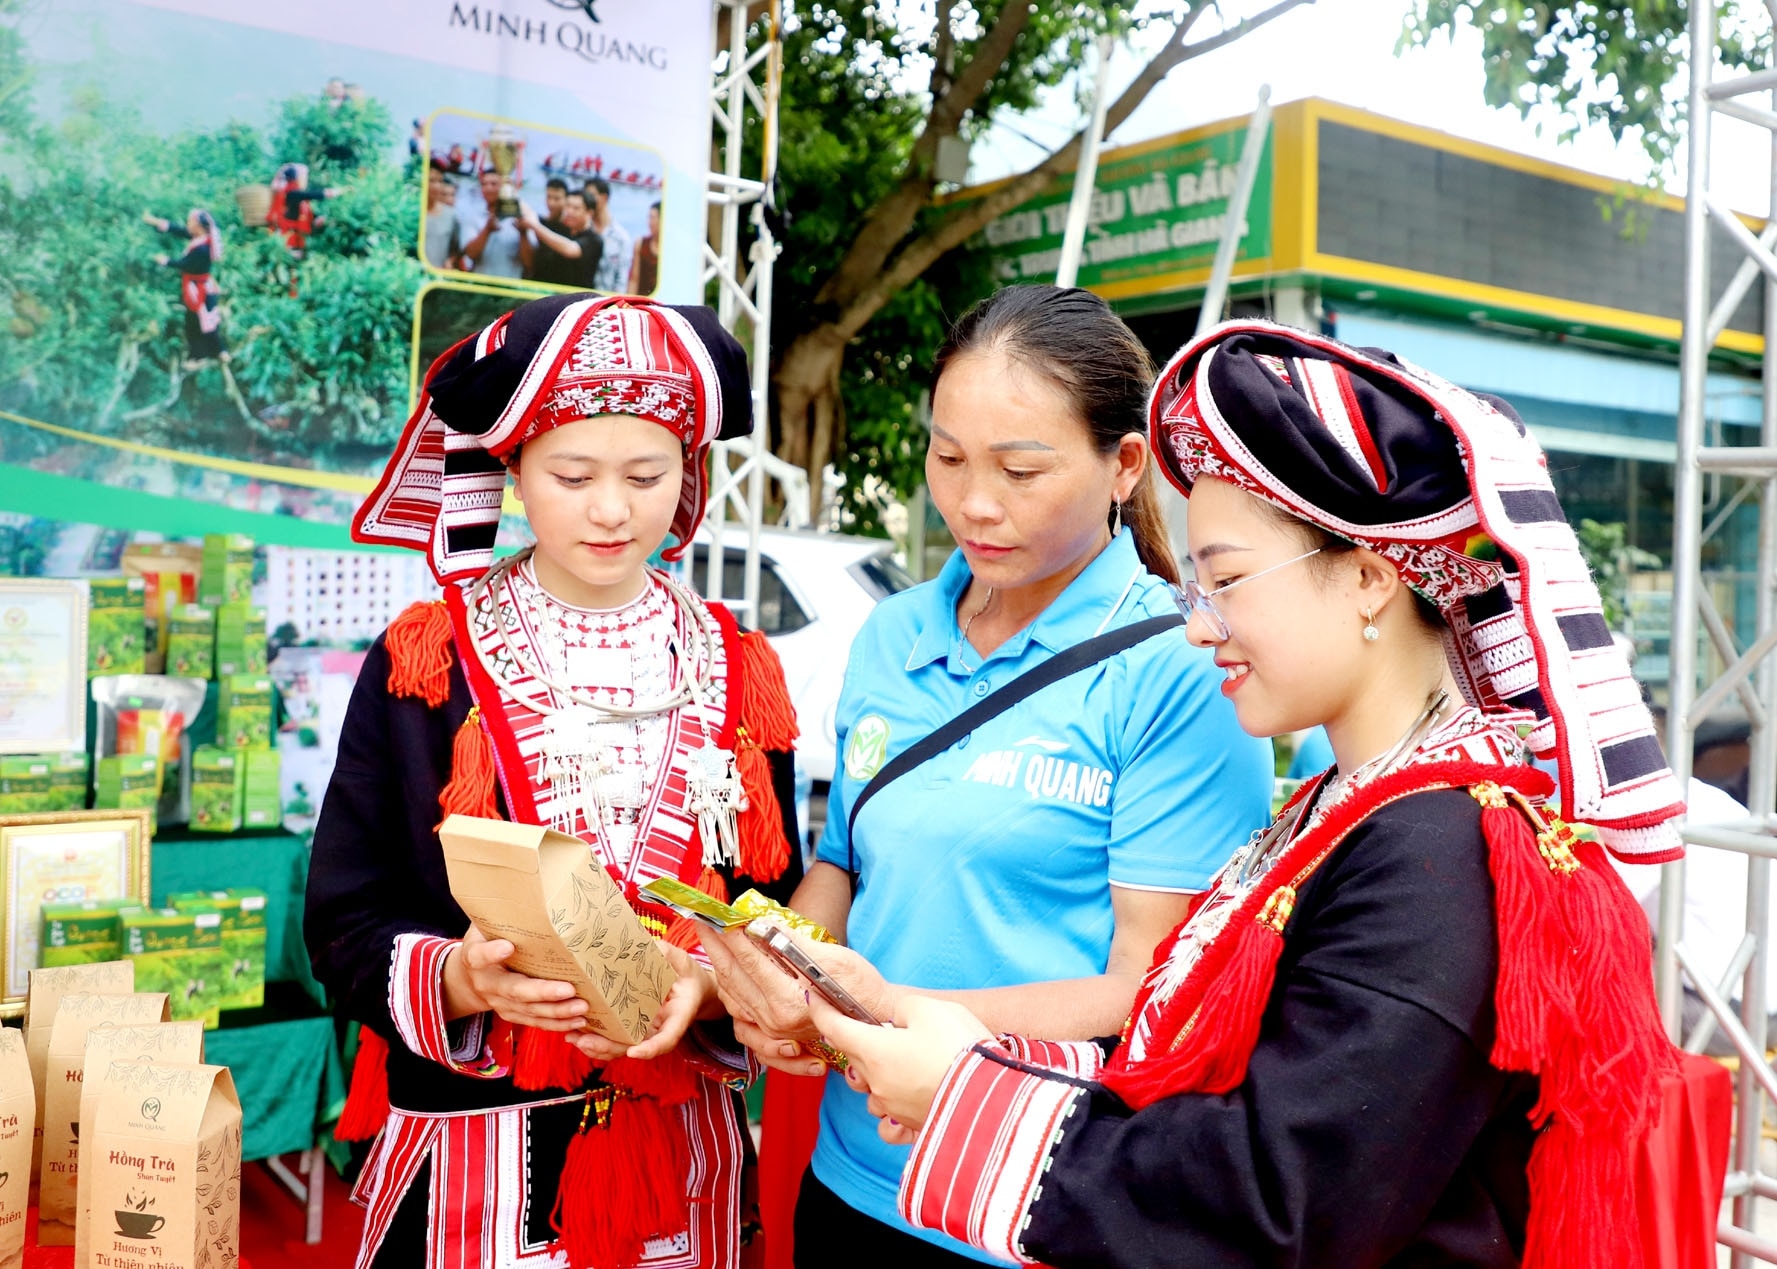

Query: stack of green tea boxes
[88,576,147,675]
[0,753,88,812]
[118,905,226,1027]
[38,899,128,967]
[94,753,162,830]
[167,889,268,1012]
[189,532,280,833]
[189,744,279,832]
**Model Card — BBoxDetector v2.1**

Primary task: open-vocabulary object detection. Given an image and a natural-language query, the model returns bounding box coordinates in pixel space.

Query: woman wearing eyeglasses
[790,324,1689,1267]
[703,286,1271,1266]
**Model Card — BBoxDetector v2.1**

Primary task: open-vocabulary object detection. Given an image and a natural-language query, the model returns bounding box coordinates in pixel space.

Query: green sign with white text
[967,125,1273,296]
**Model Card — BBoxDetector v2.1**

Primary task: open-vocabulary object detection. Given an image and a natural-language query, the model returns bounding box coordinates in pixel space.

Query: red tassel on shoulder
[385,600,454,707]
[553,1091,690,1269]
[437,707,499,826]
[736,631,799,750]
[1107,888,1294,1107]
[511,1024,596,1093]
[736,737,791,883]
[333,1025,390,1142]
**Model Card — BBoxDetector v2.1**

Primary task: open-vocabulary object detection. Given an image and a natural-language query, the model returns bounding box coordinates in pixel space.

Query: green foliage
[1577,518,1660,629]
[1403,0,1766,170]
[0,39,421,474]
[772,1,1142,527]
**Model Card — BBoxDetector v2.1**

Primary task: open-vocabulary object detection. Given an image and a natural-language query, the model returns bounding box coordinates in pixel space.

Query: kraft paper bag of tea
[24,962,133,1195]
[0,1029,33,1269]
[439,813,677,1045]
[75,1023,205,1269]
[88,1063,241,1269]
[37,993,171,1245]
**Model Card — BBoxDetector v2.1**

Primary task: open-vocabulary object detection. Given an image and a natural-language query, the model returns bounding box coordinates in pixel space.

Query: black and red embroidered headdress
[354,293,752,581]
[1150,321,1685,861]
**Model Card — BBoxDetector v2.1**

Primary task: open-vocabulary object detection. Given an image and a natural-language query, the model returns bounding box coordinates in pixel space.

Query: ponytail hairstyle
[932,284,1180,584]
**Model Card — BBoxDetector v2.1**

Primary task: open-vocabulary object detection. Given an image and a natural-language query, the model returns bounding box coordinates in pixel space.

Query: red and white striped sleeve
[998,1035,1106,1078]
[388,933,508,1078]
[898,1044,1092,1264]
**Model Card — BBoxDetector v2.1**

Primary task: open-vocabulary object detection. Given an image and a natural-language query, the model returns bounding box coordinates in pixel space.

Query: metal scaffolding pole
[1672,0,1777,1259]
[698,0,782,627]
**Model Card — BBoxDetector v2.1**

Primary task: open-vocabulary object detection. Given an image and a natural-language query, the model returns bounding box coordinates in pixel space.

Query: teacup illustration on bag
[115,1191,162,1239]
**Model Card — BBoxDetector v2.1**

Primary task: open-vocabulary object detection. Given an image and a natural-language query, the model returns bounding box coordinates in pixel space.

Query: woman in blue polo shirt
[706,285,1271,1266]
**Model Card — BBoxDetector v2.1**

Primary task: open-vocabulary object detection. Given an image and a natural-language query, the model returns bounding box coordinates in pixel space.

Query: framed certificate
[0,578,88,756]
[0,810,151,1013]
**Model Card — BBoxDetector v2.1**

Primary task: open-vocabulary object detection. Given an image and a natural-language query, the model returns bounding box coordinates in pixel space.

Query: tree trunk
[773,323,847,517]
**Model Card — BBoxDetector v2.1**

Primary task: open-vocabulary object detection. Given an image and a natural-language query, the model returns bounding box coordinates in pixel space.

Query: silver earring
[1362,608,1380,642]
[1110,499,1123,537]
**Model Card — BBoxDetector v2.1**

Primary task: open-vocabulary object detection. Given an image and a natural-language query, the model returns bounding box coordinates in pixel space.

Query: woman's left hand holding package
[808,991,992,1144]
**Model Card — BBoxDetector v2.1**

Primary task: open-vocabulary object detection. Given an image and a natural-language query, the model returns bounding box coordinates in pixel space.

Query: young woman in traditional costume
[144,208,225,363]
[703,286,1272,1266]
[796,322,1689,1267]
[307,293,802,1269]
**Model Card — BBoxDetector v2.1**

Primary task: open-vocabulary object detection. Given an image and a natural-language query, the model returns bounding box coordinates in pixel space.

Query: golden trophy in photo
[485,126,521,220]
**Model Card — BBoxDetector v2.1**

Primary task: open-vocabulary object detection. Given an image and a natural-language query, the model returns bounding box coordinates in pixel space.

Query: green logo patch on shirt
[845,714,892,781]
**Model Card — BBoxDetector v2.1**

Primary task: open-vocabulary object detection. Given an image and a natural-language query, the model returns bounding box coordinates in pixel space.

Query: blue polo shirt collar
[901,531,1149,674]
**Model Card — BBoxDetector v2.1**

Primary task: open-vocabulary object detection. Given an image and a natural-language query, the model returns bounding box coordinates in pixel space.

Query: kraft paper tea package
[75,1024,206,1269]
[39,903,127,969]
[38,993,172,1245]
[121,910,224,1029]
[25,963,134,1192]
[87,1063,241,1269]
[0,1029,33,1269]
[439,814,677,1045]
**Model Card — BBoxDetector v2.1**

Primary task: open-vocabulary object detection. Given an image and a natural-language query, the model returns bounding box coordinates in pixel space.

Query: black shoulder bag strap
[844,613,1185,861]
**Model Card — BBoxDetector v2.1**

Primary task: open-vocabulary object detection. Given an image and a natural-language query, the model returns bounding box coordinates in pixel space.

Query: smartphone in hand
[744,918,882,1025]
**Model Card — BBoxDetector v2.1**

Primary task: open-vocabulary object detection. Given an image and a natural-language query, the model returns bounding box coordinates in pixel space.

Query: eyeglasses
[1172,548,1323,641]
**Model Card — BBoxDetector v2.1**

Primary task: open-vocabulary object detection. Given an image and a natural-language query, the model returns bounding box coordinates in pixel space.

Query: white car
[686,527,915,788]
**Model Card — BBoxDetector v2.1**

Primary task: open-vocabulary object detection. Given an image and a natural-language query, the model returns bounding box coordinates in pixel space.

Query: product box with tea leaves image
[87,1062,241,1269]
[165,606,216,680]
[239,749,280,830]
[0,1030,33,1269]
[37,992,171,1245]
[439,814,678,1045]
[24,962,134,1198]
[216,676,273,751]
[198,533,253,607]
[48,753,90,812]
[168,891,266,1012]
[86,578,146,676]
[39,902,127,970]
[212,602,267,678]
[94,756,162,834]
[121,910,225,1030]
[187,748,241,834]
[74,1023,206,1269]
[0,756,52,814]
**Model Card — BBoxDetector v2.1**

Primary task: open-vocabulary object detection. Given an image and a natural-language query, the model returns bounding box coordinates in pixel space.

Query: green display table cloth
[146,829,340,1161]
[205,983,347,1161]
[150,829,324,1004]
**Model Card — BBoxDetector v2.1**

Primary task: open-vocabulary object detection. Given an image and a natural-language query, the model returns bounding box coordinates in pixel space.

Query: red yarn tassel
[737,631,799,749]
[736,741,790,883]
[333,1025,390,1142]
[1105,893,1293,1107]
[437,708,499,826]
[695,866,729,904]
[1479,803,1577,1090]
[553,1094,690,1269]
[512,1024,596,1092]
[605,1050,701,1105]
[385,600,454,707]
